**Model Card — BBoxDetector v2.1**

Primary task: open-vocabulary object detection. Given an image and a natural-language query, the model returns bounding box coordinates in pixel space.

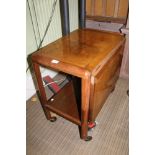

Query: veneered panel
[89,45,124,121]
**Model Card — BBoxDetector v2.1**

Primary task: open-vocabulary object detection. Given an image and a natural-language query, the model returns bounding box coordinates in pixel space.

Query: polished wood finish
[32,29,124,73]
[32,62,52,120]
[45,81,81,125]
[31,29,125,140]
[89,45,124,121]
[81,74,91,139]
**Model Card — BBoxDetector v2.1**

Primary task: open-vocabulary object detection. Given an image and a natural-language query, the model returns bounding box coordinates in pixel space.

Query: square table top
[32,29,125,73]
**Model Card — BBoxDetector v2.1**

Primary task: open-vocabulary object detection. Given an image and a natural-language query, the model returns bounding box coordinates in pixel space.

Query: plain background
[0,0,155,154]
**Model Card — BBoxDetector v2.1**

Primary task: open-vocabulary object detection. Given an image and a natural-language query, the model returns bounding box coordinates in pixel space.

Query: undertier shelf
[45,81,81,126]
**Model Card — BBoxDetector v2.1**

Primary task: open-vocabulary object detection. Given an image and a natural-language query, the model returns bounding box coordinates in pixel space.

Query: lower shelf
[44,81,81,126]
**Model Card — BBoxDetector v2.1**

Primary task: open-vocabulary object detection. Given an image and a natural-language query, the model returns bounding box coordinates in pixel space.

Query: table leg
[81,76,92,141]
[32,62,52,120]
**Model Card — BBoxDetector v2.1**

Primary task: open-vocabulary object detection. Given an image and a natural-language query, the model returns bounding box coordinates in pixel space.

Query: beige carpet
[26,78,129,155]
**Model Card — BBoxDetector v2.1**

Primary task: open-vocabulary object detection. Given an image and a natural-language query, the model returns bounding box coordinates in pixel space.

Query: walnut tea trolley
[31,29,125,141]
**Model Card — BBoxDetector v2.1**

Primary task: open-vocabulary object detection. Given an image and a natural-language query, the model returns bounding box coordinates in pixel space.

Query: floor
[26,78,129,155]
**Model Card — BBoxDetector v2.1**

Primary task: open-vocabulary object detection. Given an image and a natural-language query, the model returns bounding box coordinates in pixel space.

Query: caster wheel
[85,136,92,141]
[50,116,57,122]
[88,122,96,131]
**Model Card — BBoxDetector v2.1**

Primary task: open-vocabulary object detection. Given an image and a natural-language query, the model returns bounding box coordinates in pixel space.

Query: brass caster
[85,136,92,141]
[50,116,57,122]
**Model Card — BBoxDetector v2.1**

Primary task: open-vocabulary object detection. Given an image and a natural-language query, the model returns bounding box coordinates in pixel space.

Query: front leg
[32,62,52,120]
[81,73,92,141]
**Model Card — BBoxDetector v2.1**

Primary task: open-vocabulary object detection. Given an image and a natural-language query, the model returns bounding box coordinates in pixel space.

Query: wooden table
[31,29,125,141]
